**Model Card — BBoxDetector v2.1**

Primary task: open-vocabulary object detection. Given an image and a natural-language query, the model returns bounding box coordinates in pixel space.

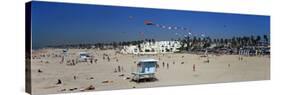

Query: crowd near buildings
[47,35,270,56]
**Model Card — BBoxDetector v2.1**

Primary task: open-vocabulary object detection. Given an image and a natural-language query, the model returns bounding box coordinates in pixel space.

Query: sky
[31,1,270,49]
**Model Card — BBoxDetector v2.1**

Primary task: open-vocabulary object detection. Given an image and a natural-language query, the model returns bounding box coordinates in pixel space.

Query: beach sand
[30,48,270,94]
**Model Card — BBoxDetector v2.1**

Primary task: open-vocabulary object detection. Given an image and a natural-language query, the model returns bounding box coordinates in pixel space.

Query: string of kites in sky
[128,16,229,39]
[143,20,206,38]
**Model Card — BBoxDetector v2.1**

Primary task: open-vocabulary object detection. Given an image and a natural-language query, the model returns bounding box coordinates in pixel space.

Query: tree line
[47,35,269,51]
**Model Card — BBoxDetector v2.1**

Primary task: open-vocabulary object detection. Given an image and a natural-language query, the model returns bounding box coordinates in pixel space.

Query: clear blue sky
[31,1,270,49]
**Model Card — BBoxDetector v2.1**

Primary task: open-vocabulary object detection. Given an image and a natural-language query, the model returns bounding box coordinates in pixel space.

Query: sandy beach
[31,48,270,94]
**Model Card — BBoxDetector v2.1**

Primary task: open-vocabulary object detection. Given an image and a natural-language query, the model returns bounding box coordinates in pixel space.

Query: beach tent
[132,58,158,82]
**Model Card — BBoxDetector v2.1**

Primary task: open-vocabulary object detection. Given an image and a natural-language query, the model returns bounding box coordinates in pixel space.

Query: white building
[121,41,181,54]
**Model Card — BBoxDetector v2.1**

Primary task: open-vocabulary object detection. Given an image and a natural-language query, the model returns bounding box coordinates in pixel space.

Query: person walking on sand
[60,56,64,64]
[107,56,110,62]
[162,62,165,68]
[74,76,77,80]
[167,63,169,69]
[94,59,98,64]
[118,66,121,72]
[156,63,159,69]
[238,55,243,61]
[193,64,196,72]
[90,58,93,64]
[72,59,75,65]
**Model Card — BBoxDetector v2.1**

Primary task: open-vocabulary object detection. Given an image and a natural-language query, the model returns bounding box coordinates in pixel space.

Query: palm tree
[220,38,224,45]
[137,43,141,52]
[192,36,198,48]
[151,39,156,44]
[263,35,268,42]
[112,42,118,49]
[250,35,255,46]
[256,35,261,45]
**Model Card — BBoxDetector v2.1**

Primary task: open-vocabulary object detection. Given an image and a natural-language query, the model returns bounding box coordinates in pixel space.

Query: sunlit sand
[31,48,270,94]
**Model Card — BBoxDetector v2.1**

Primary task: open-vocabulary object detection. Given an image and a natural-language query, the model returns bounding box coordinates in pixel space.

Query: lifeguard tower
[132,58,158,82]
[78,52,90,62]
[62,49,68,56]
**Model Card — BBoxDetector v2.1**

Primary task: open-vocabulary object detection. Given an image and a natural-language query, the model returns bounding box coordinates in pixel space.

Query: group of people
[114,65,125,73]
